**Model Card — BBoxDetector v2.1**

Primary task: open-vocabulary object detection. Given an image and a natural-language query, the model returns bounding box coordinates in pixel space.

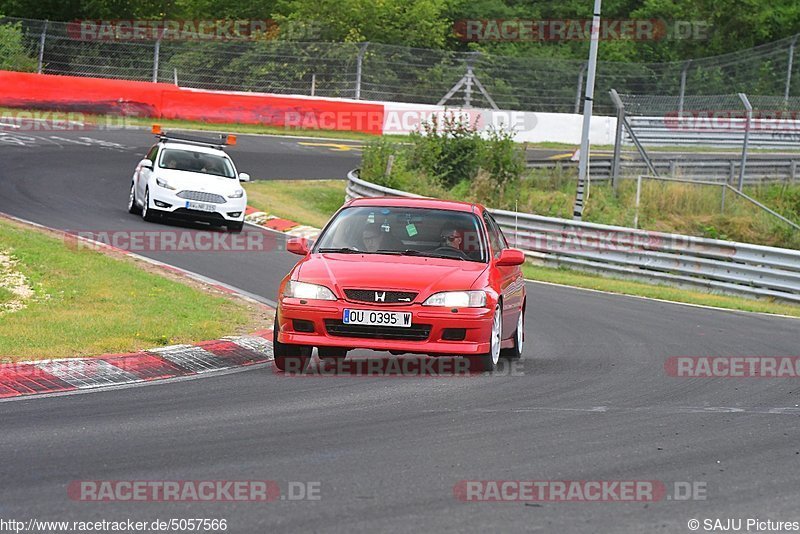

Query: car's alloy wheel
[127,182,140,214]
[272,318,312,373]
[467,304,502,372]
[500,309,524,360]
[142,188,157,222]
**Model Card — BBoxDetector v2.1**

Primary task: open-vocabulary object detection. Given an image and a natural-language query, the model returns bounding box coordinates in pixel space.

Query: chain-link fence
[3,17,800,114]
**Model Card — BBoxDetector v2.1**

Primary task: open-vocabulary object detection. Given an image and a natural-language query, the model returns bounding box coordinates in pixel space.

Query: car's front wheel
[500,307,524,360]
[272,319,311,373]
[141,187,159,222]
[466,304,502,372]
[127,182,141,214]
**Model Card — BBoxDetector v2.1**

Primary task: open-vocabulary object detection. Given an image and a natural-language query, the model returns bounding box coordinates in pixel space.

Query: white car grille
[177,190,226,204]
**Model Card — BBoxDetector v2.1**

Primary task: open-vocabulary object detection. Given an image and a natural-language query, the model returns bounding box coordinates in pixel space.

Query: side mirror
[238,172,251,182]
[139,159,154,170]
[496,248,525,266]
[286,237,309,256]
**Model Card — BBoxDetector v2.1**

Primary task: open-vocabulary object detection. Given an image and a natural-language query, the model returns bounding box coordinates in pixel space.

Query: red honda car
[274,197,526,372]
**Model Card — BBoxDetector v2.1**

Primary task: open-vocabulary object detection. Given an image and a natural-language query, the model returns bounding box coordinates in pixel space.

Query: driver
[439,226,463,251]
[362,224,384,252]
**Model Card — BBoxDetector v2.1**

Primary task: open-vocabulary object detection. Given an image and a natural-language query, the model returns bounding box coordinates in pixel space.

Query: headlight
[156,177,175,190]
[283,281,336,301]
[228,189,244,198]
[423,291,486,308]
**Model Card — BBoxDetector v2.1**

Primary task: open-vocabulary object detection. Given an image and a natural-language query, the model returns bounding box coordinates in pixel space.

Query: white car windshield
[314,206,488,262]
[158,148,235,178]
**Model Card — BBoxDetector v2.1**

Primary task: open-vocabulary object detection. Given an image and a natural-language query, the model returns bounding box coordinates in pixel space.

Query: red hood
[295,253,488,299]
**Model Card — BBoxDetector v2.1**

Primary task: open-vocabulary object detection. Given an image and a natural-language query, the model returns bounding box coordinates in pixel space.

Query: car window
[483,212,505,258]
[158,148,235,178]
[314,206,488,262]
[145,145,158,163]
[487,213,509,249]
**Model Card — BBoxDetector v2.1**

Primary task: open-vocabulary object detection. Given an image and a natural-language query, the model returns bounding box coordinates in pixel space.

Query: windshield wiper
[318,247,361,254]
[395,249,467,261]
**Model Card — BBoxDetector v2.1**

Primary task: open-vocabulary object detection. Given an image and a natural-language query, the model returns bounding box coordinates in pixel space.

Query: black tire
[141,188,159,222]
[318,347,348,360]
[228,221,244,233]
[272,318,311,373]
[127,182,141,214]
[500,307,524,360]
[465,304,502,373]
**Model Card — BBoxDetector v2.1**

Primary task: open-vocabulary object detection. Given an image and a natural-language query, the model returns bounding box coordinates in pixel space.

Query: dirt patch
[0,249,35,314]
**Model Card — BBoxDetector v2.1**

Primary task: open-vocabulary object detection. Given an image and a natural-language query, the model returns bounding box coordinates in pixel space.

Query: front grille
[324,320,431,341]
[344,289,418,304]
[177,190,226,204]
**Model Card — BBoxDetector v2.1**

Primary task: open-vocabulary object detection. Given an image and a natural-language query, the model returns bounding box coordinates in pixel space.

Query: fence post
[785,35,799,107]
[355,42,368,100]
[37,20,48,74]
[574,62,587,114]
[633,175,642,229]
[738,93,752,191]
[152,37,161,83]
[678,60,691,118]
[311,73,316,96]
[720,184,726,213]
[173,68,178,86]
[609,89,624,191]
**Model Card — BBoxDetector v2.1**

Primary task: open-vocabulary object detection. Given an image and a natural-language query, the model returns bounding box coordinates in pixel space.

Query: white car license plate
[186,201,215,212]
[343,309,412,328]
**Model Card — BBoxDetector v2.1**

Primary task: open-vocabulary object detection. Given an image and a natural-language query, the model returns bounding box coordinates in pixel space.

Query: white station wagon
[127,127,250,232]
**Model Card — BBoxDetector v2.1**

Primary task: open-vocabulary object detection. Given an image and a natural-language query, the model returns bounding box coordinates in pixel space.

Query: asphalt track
[1,128,799,533]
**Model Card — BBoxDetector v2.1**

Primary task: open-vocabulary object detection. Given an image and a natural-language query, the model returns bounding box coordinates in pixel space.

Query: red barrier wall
[0,71,384,134]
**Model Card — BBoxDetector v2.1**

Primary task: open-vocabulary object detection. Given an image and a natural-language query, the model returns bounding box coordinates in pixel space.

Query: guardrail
[626,116,800,149]
[527,158,800,183]
[346,170,800,303]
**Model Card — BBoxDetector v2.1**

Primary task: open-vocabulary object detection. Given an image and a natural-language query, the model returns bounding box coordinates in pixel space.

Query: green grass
[0,218,258,361]
[524,264,800,318]
[0,286,13,306]
[377,166,800,249]
[245,179,346,228]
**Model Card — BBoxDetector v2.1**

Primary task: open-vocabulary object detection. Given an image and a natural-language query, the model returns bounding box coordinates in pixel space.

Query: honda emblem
[374,292,386,302]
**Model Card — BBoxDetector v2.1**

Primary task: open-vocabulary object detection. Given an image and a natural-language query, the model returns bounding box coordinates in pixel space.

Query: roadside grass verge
[247,178,800,318]
[245,179,347,228]
[0,286,13,306]
[524,264,800,318]
[0,218,263,362]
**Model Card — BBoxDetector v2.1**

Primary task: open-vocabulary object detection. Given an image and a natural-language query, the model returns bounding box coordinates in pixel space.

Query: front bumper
[277,298,494,355]
[149,187,247,223]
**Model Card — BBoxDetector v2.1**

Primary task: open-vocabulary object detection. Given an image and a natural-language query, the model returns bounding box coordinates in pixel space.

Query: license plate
[186,201,215,212]
[343,309,412,328]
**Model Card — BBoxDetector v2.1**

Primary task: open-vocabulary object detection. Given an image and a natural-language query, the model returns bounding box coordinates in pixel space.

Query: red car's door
[484,212,525,339]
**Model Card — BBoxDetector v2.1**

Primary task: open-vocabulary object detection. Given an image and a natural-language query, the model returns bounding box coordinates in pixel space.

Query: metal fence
[3,17,800,114]
[345,170,800,303]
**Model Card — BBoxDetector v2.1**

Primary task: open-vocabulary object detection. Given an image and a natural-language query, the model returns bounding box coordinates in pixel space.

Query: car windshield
[314,206,488,263]
[158,148,235,178]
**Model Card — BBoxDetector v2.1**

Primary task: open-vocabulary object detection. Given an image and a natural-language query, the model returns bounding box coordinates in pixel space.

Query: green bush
[0,22,37,72]
[361,112,526,198]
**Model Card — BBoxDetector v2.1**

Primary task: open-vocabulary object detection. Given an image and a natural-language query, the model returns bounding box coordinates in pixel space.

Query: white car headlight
[156,177,176,190]
[228,189,244,198]
[283,281,336,301]
[423,291,486,308]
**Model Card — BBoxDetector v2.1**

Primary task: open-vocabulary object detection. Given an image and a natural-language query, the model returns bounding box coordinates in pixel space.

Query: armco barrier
[0,71,384,134]
[346,170,800,303]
